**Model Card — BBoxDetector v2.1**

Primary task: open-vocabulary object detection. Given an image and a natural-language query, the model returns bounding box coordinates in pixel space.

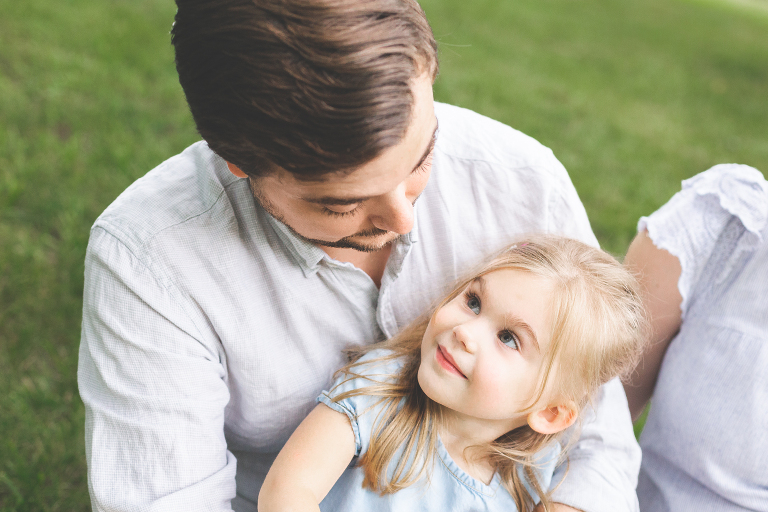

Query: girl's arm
[622,230,683,420]
[258,404,357,512]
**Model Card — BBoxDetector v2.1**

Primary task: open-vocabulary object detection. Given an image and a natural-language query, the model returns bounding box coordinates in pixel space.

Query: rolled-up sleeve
[78,226,236,511]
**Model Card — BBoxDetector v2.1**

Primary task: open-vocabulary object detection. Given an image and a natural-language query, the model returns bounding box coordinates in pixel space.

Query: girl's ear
[226,161,248,178]
[527,401,578,435]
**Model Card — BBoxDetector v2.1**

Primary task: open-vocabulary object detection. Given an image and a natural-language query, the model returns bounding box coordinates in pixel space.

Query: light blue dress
[636,164,768,511]
[317,349,560,512]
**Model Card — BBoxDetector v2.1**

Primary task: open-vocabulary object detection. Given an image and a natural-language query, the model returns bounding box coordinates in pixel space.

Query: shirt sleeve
[317,350,402,458]
[78,226,236,511]
[537,154,641,512]
[549,379,641,512]
[638,163,768,318]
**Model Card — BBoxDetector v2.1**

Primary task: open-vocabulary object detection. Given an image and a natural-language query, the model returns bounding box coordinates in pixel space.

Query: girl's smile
[436,345,467,379]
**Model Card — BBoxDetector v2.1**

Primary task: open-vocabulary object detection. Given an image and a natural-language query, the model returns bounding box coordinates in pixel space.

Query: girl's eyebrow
[475,275,541,353]
[504,314,540,353]
[474,275,486,295]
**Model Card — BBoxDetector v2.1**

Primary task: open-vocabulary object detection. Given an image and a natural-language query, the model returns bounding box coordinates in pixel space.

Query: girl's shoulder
[328,348,407,395]
[317,348,408,458]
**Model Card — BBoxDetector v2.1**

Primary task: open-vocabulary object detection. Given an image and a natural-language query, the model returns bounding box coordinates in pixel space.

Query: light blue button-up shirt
[78,102,640,512]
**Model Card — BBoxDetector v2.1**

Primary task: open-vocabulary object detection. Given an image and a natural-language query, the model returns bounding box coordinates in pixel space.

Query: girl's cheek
[431,305,451,328]
[471,370,505,409]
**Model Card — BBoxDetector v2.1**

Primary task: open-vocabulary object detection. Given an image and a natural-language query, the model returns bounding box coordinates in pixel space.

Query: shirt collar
[265,203,421,279]
[264,213,327,277]
[227,156,428,277]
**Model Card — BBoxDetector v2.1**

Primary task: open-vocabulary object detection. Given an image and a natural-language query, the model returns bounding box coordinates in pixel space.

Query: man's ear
[527,401,578,435]
[226,161,248,179]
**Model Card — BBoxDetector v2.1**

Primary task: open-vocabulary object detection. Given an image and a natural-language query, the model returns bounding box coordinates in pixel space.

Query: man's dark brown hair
[171,0,438,179]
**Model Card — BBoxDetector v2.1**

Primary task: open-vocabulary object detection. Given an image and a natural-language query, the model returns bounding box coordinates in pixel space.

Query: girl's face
[418,269,555,429]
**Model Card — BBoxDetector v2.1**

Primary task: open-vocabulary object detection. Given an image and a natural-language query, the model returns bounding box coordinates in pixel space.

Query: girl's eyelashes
[498,330,520,350]
[465,291,481,314]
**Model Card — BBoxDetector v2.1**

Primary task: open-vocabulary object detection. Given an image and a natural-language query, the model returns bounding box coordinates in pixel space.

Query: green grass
[425,0,768,253]
[0,0,198,509]
[1,0,766,509]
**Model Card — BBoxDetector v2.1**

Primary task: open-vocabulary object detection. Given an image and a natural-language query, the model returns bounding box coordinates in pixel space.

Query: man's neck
[321,245,392,288]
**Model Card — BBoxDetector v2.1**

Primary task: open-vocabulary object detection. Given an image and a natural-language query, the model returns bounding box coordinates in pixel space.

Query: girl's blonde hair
[333,235,648,511]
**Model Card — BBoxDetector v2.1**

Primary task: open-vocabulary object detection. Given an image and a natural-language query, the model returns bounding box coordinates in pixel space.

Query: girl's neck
[438,408,526,485]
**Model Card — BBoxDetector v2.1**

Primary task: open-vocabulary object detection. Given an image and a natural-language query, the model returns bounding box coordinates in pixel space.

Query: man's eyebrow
[412,121,439,173]
[304,121,439,206]
[305,196,369,206]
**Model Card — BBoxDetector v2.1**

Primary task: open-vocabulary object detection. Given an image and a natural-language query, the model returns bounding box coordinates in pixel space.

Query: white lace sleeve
[638,164,768,319]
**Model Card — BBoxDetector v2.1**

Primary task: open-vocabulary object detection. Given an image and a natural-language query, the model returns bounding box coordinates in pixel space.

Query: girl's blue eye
[499,330,519,350]
[466,294,481,315]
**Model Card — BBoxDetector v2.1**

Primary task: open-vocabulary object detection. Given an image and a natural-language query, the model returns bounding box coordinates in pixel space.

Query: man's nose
[369,186,414,235]
[453,324,478,354]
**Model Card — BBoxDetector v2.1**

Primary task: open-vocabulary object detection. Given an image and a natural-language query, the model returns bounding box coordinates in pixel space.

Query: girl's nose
[453,325,478,353]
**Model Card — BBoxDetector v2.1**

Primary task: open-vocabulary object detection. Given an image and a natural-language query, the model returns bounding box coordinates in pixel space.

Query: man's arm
[258,405,356,512]
[540,158,641,512]
[79,227,236,511]
[543,379,641,512]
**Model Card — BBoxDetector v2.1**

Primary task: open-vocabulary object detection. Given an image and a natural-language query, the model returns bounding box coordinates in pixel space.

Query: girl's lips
[436,345,467,379]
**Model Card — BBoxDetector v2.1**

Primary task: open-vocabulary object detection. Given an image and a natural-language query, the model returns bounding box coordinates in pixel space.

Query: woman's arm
[258,404,357,512]
[622,230,683,420]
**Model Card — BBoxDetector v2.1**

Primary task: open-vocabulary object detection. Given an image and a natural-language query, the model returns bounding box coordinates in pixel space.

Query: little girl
[259,235,648,512]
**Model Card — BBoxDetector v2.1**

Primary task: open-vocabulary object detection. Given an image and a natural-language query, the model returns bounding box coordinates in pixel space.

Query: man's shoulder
[433,102,563,174]
[413,103,598,263]
[92,141,238,253]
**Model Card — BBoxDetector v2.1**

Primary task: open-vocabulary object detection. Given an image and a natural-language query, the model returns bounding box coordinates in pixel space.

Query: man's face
[247,73,438,253]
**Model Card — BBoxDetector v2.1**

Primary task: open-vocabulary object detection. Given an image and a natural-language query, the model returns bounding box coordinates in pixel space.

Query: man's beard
[249,179,401,253]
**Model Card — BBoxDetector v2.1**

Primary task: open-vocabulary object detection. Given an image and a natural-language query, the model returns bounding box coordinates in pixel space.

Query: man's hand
[534,504,583,512]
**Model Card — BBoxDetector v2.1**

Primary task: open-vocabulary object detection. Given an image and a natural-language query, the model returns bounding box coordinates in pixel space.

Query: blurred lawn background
[1,0,766,509]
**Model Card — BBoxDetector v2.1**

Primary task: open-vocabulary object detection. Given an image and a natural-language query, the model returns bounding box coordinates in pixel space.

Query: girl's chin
[416,364,449,407]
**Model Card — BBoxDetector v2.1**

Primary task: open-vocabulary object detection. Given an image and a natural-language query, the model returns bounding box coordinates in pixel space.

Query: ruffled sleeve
[317,349,405,458]
[638,164,768,318]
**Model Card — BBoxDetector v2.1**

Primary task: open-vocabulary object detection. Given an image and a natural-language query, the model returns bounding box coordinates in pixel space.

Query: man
[78,0,640,510]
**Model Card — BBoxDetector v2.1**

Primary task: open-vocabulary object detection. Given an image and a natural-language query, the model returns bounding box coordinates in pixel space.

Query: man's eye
[412,152,434,175]
[466,293,481,314]
[499,330,519,350]
[322,205,360,217]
